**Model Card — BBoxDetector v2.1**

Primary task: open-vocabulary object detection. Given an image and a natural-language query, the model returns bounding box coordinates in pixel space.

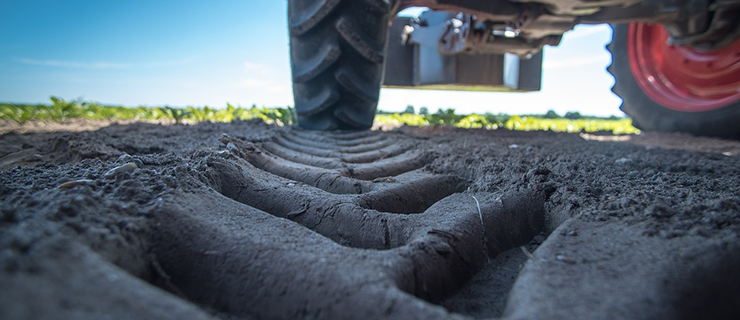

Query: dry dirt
[1,120,739,319]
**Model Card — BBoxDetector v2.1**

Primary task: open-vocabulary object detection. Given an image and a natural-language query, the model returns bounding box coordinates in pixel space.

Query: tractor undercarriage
[288,0,740,137]
[394,0,740,54]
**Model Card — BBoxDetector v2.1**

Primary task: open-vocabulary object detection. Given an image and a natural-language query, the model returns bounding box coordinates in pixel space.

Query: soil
[1,120,739,320]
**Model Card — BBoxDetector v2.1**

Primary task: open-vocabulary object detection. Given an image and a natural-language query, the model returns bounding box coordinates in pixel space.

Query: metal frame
[382,0,740,92]
[393,0,740,50]
[383,13,542,92]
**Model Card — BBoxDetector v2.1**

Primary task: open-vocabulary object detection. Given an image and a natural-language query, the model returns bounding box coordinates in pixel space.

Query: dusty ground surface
[1,120,739,319]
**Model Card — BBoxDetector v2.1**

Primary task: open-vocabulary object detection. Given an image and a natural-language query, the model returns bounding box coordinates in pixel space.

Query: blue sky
[0,1,622,116]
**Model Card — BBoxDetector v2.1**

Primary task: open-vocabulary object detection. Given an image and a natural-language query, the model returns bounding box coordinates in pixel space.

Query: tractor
[287,0,740,139]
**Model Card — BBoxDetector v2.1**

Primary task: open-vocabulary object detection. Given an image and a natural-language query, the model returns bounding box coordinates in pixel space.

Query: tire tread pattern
[289,0,392,130]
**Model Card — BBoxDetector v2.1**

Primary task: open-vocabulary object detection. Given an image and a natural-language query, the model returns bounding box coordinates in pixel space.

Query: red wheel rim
[627,23,740,112]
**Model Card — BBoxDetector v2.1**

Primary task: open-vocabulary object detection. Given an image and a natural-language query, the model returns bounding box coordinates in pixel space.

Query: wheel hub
[627,23,740,112]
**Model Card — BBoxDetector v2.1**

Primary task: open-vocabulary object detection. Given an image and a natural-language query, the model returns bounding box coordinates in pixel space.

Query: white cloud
[239,78,289,92]
[18,57,197,69]
[239,78,270,88]
[145,57,197,68]
[244,62,262,69]
[243,62,270,75]
[19,58,131,69]
[266,85,289,94]
[239,61,290,93]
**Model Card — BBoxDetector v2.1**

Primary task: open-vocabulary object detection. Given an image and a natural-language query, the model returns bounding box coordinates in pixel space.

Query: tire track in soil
[148,127,546,319]
[4,123,740,319]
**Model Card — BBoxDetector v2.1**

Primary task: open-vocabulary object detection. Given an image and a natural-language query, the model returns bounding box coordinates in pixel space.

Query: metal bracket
[383,13,543,92]
[403,11,560,57]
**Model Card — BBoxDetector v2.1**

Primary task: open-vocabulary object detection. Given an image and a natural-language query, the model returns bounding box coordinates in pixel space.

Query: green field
[1,97,640,134]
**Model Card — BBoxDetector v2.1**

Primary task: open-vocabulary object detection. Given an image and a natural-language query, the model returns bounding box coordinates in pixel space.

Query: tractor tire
[288,0,393,130]
[608,23,740,139]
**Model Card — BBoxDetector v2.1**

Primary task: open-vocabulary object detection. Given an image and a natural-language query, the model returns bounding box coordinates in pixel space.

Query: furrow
[281,130,391,150]
[260,141,345,169]
[272,135,344,157]
[271,135,415,163]
[234,142,374,194]
[317,129,381,140]
[286,129,388,145]
[356,173,467,214]
[345,150,432,180]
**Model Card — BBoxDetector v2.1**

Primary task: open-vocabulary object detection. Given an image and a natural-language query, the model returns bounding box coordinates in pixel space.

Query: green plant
[564,111,582,119]
[1,104,37,125]
[375,113,429,126]
[215,103,245,123]
[187,106,215,123]
[456,114,493,129]
[429,108,463,125]
[159,106,190,124]
[483,112,506,127]
[44,96,82,122]
[544,110,560,119]
[0,98,639,134]
[82,102,119,120]
[261,107,295,126]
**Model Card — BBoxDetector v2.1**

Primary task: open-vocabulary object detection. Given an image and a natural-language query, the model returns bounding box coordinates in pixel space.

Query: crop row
[0,97,294,126]
[1,97,639,134]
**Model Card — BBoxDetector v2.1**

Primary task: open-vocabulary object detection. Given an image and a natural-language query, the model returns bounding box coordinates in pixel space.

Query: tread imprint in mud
[6,122,740,320]
[0,126,544,319]
[151,128,546,318]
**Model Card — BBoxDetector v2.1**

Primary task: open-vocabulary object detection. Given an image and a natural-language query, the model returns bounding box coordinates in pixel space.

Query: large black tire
[288,0,393,130]
[608,24,740,139]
